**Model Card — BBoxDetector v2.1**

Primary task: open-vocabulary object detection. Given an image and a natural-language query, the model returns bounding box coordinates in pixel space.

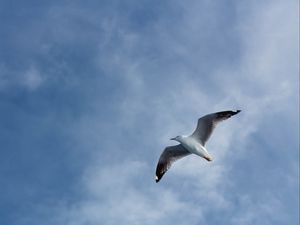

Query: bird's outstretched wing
[155,144,191,183]
[191,110,241,146]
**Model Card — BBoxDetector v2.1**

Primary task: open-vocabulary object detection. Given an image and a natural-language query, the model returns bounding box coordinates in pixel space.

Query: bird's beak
[170,137,175,141]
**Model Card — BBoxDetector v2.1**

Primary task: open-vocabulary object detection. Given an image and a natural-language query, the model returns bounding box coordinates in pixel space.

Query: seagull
[155,110,241,183]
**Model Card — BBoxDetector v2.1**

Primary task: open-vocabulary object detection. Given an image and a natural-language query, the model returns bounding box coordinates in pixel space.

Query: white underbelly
[181,138,209,158]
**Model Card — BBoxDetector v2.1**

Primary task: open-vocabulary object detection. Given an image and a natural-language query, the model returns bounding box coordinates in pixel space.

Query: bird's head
[170,135,183,142]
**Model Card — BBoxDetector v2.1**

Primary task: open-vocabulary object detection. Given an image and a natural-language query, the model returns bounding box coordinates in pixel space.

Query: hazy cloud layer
[0,0,298,225]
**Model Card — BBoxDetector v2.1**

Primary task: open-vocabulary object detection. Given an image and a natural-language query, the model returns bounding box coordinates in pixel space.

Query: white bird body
[155,110,241,182]
[173,136,212,161]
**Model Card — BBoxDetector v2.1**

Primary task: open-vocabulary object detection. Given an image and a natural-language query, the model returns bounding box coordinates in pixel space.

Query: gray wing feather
[191,110,241,145]
[155,144,191,183]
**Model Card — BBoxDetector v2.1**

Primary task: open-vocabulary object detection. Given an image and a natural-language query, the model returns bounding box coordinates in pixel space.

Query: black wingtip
[155,176,160,183]
[236,109,241,113]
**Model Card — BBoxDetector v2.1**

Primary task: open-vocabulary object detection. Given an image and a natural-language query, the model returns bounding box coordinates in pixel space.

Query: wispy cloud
[22,66,44,90]
[52,0,298,223]
[2,0,298,225]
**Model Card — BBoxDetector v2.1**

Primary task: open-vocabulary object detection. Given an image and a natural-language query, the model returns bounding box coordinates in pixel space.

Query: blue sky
[0,0,299,224]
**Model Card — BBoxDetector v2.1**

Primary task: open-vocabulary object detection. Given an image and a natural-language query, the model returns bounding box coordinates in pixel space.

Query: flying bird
[155,110,241,183]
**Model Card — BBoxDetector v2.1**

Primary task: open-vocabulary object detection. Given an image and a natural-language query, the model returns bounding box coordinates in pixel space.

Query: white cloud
[231,194,287,225]
[0,64,44,91]
[22,66,44,90]
[20,0,298,224]
[55,161,201,225]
